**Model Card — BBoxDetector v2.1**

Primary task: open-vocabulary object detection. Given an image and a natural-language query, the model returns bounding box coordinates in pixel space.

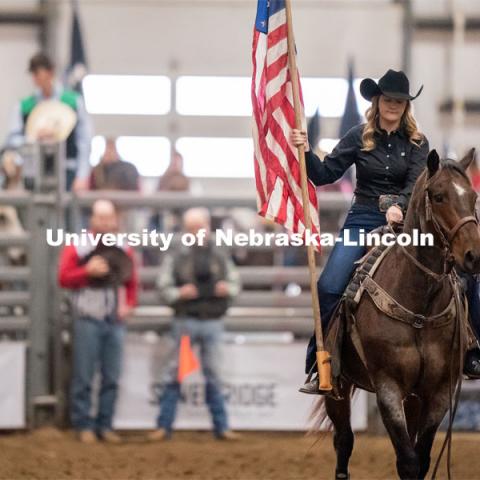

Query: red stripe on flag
[266,53,288,82]
[267,24,287,48]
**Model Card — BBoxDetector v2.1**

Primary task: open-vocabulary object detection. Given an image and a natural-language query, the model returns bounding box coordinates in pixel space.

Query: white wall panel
[0,25,39,143]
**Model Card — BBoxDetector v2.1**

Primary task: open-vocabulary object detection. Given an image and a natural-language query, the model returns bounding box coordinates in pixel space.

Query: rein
[431,271,466,480]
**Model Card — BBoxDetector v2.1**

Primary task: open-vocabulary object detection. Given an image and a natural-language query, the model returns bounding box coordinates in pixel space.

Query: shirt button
[386,155,390,158]
[386,166,389,170]
[388,144,392,148]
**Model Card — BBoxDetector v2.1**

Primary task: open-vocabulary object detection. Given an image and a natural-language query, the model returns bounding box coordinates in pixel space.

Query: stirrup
[299,375,324,395]
[299,362,333,396]
[299,359,344,399]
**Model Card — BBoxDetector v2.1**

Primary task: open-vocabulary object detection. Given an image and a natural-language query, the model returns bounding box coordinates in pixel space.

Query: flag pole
[285,0,332,392]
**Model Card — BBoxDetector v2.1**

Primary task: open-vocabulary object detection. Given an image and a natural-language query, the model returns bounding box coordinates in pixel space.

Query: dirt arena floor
[0,428,479,479]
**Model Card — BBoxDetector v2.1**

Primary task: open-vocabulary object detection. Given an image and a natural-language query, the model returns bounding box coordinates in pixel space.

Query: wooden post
[284,0,332,391]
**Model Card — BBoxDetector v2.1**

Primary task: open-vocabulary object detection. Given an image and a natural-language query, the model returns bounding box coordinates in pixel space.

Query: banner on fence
[114,333,368,431]
[0,342,26,428]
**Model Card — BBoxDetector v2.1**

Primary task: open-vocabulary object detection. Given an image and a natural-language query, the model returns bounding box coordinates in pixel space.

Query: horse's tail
[307,397,330,435]
[307,386,357,436]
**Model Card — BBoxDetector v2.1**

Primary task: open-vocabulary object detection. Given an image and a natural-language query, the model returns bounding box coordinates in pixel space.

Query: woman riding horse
[291,69,480,394]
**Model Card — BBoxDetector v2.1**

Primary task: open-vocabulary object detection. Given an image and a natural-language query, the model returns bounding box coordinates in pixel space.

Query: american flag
[251,0,320,241]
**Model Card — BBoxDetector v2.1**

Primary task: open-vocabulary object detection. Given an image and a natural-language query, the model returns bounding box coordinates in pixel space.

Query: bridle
[425,169,478,243]
[394,168,478,282]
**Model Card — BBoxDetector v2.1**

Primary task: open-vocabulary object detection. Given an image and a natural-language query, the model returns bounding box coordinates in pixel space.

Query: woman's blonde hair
[361,96,424,151]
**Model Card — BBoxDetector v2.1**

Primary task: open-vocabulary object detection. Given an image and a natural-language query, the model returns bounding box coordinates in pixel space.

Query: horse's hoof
[335,471,350,480]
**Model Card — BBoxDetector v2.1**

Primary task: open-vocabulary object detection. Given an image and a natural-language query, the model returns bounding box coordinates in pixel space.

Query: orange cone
[177,335,200,383]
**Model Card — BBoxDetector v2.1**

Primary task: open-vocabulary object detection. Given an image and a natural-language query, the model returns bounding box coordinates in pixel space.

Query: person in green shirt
[6,52,92,192]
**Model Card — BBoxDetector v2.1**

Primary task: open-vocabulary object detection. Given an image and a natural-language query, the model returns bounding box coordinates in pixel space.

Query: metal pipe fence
[0,188,351,427]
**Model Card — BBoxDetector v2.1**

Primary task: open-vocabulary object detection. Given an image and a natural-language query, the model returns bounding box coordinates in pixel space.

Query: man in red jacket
[58,199,138,444]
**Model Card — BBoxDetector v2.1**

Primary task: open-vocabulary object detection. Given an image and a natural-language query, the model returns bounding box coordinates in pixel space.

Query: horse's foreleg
[415,387,451,479]
[376,380,419,480]
[325,382,354,480]
[404,394,421,446]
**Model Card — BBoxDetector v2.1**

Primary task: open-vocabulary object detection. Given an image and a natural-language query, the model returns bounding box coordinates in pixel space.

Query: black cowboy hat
[360,69,423,102]
[81,244,133,288]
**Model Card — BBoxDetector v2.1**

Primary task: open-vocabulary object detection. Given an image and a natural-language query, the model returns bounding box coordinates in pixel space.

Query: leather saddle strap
[362,276,456,329]
[344,301,375,392]
[353,244,393,305]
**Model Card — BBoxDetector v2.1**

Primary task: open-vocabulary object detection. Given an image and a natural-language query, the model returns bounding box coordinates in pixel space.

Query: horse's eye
[433,194,443,203]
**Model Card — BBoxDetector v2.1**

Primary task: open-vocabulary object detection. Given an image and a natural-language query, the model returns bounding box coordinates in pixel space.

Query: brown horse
[321,149,480,480]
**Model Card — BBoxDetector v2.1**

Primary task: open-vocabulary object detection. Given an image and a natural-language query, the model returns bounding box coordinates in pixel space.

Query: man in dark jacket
[149,208,241,441]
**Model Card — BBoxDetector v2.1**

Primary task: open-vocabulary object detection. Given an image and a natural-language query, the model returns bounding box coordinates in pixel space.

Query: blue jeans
[157,318,229,436]
[66,169,76,192]
[70,317,125,432]
[306,203,387,373]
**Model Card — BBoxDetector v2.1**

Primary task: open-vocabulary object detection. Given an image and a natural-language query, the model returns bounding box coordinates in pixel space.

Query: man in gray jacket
[149,207,241,441]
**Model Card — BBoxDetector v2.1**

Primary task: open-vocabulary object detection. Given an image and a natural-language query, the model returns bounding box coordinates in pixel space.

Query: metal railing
[0,188,351,426]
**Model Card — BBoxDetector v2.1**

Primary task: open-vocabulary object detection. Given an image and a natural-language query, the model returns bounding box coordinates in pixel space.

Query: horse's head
[422,148,480,273]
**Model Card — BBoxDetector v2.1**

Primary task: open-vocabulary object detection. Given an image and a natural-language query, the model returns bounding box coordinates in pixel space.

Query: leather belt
[354,194,378,207]
[354,194,400,213]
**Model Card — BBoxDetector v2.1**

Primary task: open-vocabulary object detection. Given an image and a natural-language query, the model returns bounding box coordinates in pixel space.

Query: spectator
[157,151,189,193]
[152,150,190,231]
[6,52,92,192]
[90,138,139,191]
[58,199,138,444]
[149,207,241,441]
[144,151,190,265]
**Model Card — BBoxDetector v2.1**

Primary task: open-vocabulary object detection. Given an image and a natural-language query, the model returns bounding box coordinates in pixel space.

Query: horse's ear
[427,149,440,177]
[459,148,476,171]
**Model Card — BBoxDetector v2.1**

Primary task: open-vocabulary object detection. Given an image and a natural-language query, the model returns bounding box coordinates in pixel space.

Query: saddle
[324,224,472,394]
[324,225,392,392]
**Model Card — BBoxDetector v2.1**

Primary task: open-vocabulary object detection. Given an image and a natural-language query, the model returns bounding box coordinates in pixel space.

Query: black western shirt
[305,124,429,211]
